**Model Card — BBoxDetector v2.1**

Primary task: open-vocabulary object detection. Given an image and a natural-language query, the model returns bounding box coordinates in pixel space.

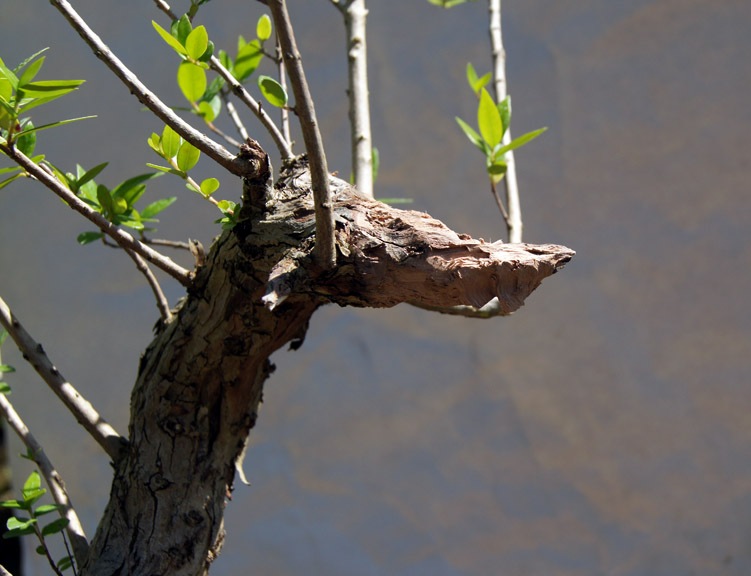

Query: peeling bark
[81,146,573,576]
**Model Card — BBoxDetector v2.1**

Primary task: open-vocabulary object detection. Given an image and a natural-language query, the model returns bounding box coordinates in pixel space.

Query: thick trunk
[81,146,573,575]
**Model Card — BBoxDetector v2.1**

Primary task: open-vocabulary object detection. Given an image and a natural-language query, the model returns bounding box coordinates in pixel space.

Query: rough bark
[80,144,573,576]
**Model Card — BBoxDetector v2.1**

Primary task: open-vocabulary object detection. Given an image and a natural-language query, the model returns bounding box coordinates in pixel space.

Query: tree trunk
[81,144,573,575]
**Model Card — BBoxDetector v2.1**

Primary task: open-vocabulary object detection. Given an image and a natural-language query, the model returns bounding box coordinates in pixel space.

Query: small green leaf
[199,177,220,196]
[455,116,488,154]
[0,365,15,373]
[14,115,96,137]
[257,75,287,107]
[185,26,209,61]
[197,100,216,122]
[477,88,503,147]
[76,231,104,245]
[216,199,236,214]
[18,79,85,99]
[256,14,272,41]
[0,173,23,191]
[35,545,46,556]
[486,159,507,184]
[498,96,511,136]
[177,62,207,102]
[141,196,177,219]
[372,147,380,184]
[234,40,263,82]
[34,504,63,517]
[160,125,181,159]
[17,56,45,88]
[113,172,161,206]
[146,163,185,177]
[147,133,163,156]
[22,471,41,496]
[16,121,36,156]
[96,185,114,217]
[494,126,547,156]
[57,556,73,571]
[41,517,69,537]
[12,48,49,76]
[0,500,22,510]
[4,516,36,538]
[176,141,200,172]
[0,57,20,88]
[175,14,193,46]
[152,21,188,56]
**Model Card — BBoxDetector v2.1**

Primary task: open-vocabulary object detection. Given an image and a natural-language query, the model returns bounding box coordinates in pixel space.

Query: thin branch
[49,0,254,177]
[0,144,192,286]
[268,0,337,269]
[153,0,294,159]
[489,0,522,242]
[338,0,374,198]
[0,294,126,462]
[221,90,251,142]
[124,249,173,323]
[0,565,12,576]
[0,394,89,566]
[139,236,192,251]
[276,43,292,146]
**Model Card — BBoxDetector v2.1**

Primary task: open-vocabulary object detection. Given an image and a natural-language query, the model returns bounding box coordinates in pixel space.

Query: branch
[0,394,89,566]
[0,295,126,462]
[152,0,294,159]
[124,249,173,323]
[341,0,374,198]
[0,144,192,286]
[49,0,258,177]
[268,0,337,269]
[489,0,522,242]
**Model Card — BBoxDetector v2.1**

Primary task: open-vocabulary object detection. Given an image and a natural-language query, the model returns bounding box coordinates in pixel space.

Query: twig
[489,0,522,242]
[221,90,250,142]
[0,294,126,462]
[333,0,374,198]
[267,0,337,269]
[49,0,252,177]
[0,144,192,286]
[0,565,12,576]
[276,43,292,146]
[152,0,294,159]
[139,236,192,251]
[0,393,89,566]
[124,249,173,322]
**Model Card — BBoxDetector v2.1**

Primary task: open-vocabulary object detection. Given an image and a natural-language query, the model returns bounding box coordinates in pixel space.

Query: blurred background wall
[1,1,750,574]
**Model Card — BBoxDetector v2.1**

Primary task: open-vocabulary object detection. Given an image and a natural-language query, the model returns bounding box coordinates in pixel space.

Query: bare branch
[0,564,12,576]
[0,294,126,462]
[124,249,173,323]
[0,144,192,286]
[0,393,89,566]
[49,0,255,177]
[221,90,251,142]
[338,0,374,198]
[489,0,522,242]
[268,0,337,269]
[276,43,292,146]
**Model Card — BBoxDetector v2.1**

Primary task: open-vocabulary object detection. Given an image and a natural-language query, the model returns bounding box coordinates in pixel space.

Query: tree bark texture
[81,144,573,575]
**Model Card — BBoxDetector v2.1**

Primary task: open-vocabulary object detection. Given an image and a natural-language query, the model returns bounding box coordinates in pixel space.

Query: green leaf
[18,79,85,99]
[256,14,272,41]
[0,383,10,395]
[41,517,69,537]
[16,121,36,156]
[35,545,46,556]
[0,500,22,509]
[177,62,207,102]
[455,116,489,154]
[75,162,108,190]
[197,100,216,122]
[175,14,193,46]
[0,76,12,105]
[185,26,209,61]
[34,504,63,517]
[0,173,23,191]
[466,62,491,94]
[199,177,220,196]
[22,471,41,497]
[141,196,177,219]
[152,21,188,56]
[234,40,263,82]
[147,133,163,156]
[96,184,114,217]
[216,199,236,214]
[17,56,45,88]
[146,163,185,177]
[12,48,49,75]
[426,0,477,6]
[76,231,104,245]
[4,516,36,538]
[112,172,161,207]
[0,57,19,89]
[486,159,507,184]
[176,141,200,172]
[498,96,511,137]
[372,147,380,184]
[477,88,503,147]
[57,556,73,571]
[160,125,181,159]
[257,75,287,107]
[14,115,96,137]
[494,126,547,156]
[379,197,414,204]
[0,365,15,373]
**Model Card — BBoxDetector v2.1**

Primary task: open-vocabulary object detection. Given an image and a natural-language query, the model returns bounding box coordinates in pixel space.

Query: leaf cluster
[456,63,546,184]
[1,471,73,573]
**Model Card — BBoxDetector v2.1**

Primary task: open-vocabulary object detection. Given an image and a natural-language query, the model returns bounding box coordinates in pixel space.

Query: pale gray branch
[489,0,522,242]
[0,393,89,566]
[0,144,192,286]
[268,0,337,269]
[0,294,126,462]
[124,249,173,323]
